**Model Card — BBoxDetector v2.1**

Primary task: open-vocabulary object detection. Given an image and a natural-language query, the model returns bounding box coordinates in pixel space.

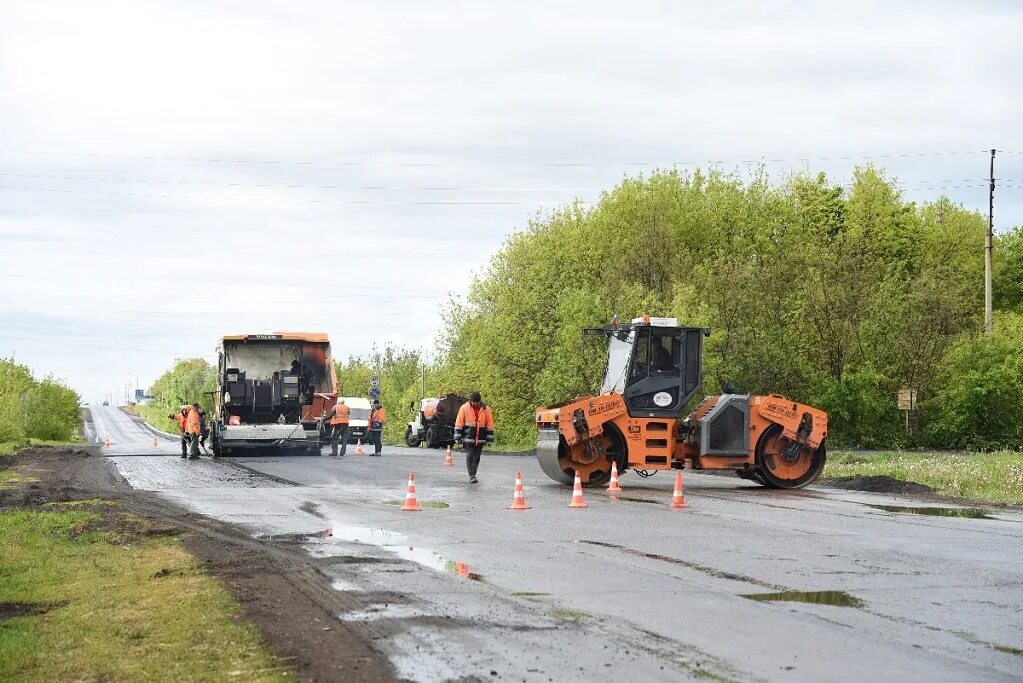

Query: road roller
[535,316,828,488]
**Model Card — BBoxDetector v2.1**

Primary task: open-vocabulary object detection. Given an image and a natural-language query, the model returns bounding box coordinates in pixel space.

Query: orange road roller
[535,317,828,488]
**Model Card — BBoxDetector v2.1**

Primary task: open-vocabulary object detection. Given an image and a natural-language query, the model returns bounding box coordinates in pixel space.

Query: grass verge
[824,451,1023,504]
[0,503,288,682]
[0,440,81,457]
[125,404,180,435]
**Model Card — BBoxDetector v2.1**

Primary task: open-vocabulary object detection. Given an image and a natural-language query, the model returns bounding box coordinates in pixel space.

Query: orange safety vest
[329,402,350,426]
[184,409,202,435]
[455,402,494,446]
[171,412,187,432]
[369,406,387,430]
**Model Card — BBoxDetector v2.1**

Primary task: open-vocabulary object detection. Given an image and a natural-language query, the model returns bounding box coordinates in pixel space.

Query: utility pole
[985,148,996,335]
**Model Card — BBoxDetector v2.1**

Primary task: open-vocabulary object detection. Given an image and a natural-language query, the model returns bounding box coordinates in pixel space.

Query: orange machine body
[535,317,829,489]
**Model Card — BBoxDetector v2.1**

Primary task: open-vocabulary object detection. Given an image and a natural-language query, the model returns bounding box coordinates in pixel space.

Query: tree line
[0,358,81,444]
[144,166,1023,451]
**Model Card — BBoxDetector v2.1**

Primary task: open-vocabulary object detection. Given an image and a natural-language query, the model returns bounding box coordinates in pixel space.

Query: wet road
[92,405,1023,682]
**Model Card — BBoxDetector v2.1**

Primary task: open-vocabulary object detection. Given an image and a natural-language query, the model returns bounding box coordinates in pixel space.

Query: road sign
[897,389,916,411]
[369,387,380,400]
[370,375,380,389]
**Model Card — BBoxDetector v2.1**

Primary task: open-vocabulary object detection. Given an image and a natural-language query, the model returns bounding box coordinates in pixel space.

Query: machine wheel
[536,426,624,486]
[425,424,440,449]
[754,424,826,489]
[405,427,421,448]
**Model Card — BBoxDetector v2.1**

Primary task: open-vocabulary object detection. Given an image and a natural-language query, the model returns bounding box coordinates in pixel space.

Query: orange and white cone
[152,435,158,448]
[400,472,422,511]
[355,439,365,455]
[508,471,531,510]
[670,471,687,509]
[568,471,588,508]
[606,461,623,494]
[443,445,453,467]
[104,435,111,448]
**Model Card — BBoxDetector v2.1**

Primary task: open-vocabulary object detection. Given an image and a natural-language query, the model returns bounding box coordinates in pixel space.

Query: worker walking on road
[454,392,494,484]
[184,402,203,460]
[168,405,190,458]
[328,399,350,457]
[368,399,386,456]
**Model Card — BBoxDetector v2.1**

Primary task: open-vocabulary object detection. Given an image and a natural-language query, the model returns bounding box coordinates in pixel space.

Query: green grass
[0,466,41,489]
[0,440,81,457]
[824,451,1023,504]
[0,504,288,682]
[128,404,181,435]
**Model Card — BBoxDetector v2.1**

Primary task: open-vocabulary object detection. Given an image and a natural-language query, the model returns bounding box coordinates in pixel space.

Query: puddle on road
[340,603,435,622]
[382,500,450,509]
[866,504,993,520]
[742,590,864,608]
[308,522,483,581]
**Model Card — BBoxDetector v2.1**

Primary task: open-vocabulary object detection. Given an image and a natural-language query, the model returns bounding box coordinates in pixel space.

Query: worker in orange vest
[454,392,494,484]
[328,399,351,457]
[184,403,203,460]
[368,399,387,456]
[168,405,190,458]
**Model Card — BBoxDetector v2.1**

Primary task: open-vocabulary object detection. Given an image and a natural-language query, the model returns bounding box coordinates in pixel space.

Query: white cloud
[1,0,1021,398]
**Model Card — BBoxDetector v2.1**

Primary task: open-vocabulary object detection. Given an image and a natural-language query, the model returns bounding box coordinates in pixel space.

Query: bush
[24,378,82,441]
[0,359,80,443]
[812,367,904,449]
[923,314,1023,450]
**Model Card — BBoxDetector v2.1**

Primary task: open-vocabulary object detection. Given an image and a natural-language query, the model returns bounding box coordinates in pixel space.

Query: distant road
[92,405,1023,682]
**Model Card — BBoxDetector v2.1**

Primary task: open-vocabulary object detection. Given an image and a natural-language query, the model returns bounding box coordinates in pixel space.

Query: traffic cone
[355,439,365,455]
[400,472,422,511]
[443,445,453,467]
[152,435,158,448]
[508,471,530,510]
[670,471,687,509]
[104,435,110,448]
[568,471,588,508]
[606,461,623,494]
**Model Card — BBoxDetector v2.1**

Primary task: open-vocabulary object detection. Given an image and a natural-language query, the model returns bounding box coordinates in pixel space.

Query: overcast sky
[1,1,1021,402]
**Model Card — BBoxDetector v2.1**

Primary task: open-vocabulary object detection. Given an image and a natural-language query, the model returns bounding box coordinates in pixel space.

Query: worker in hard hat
[328,398,350,457]
[454,392,494,484]
[168,405,190,458]
[184,402,203,460]
[368,399,386,456]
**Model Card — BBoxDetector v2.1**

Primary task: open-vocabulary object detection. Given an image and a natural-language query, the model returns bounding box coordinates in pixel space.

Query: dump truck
[211,332,338,456]
[405,394,467,448]
[535,316,828,488]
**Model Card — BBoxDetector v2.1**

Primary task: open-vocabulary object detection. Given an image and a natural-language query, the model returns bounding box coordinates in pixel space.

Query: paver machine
[211,332,338,456]
[535,317,828,488]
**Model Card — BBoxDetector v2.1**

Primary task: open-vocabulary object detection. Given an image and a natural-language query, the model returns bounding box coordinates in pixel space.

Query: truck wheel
[425,425,439,449]
[405,428,421,448]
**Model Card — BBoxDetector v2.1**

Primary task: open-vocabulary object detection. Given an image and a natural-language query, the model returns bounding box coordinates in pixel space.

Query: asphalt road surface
[89,405,1023,682]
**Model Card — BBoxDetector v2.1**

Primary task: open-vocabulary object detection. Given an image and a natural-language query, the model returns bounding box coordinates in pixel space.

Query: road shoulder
[0,446,397,683]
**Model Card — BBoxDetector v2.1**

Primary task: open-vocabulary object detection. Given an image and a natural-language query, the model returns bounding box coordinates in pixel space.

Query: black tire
[754,423,826,489]
[405,428,421,448]
[425,424,439,449]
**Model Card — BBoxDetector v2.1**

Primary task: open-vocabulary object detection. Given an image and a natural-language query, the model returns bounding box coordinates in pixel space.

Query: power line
[0,273,457,300]
[0,147,994,168]
[0,185,560,206]
[0,172,600,193]
[3,171,1016,194]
